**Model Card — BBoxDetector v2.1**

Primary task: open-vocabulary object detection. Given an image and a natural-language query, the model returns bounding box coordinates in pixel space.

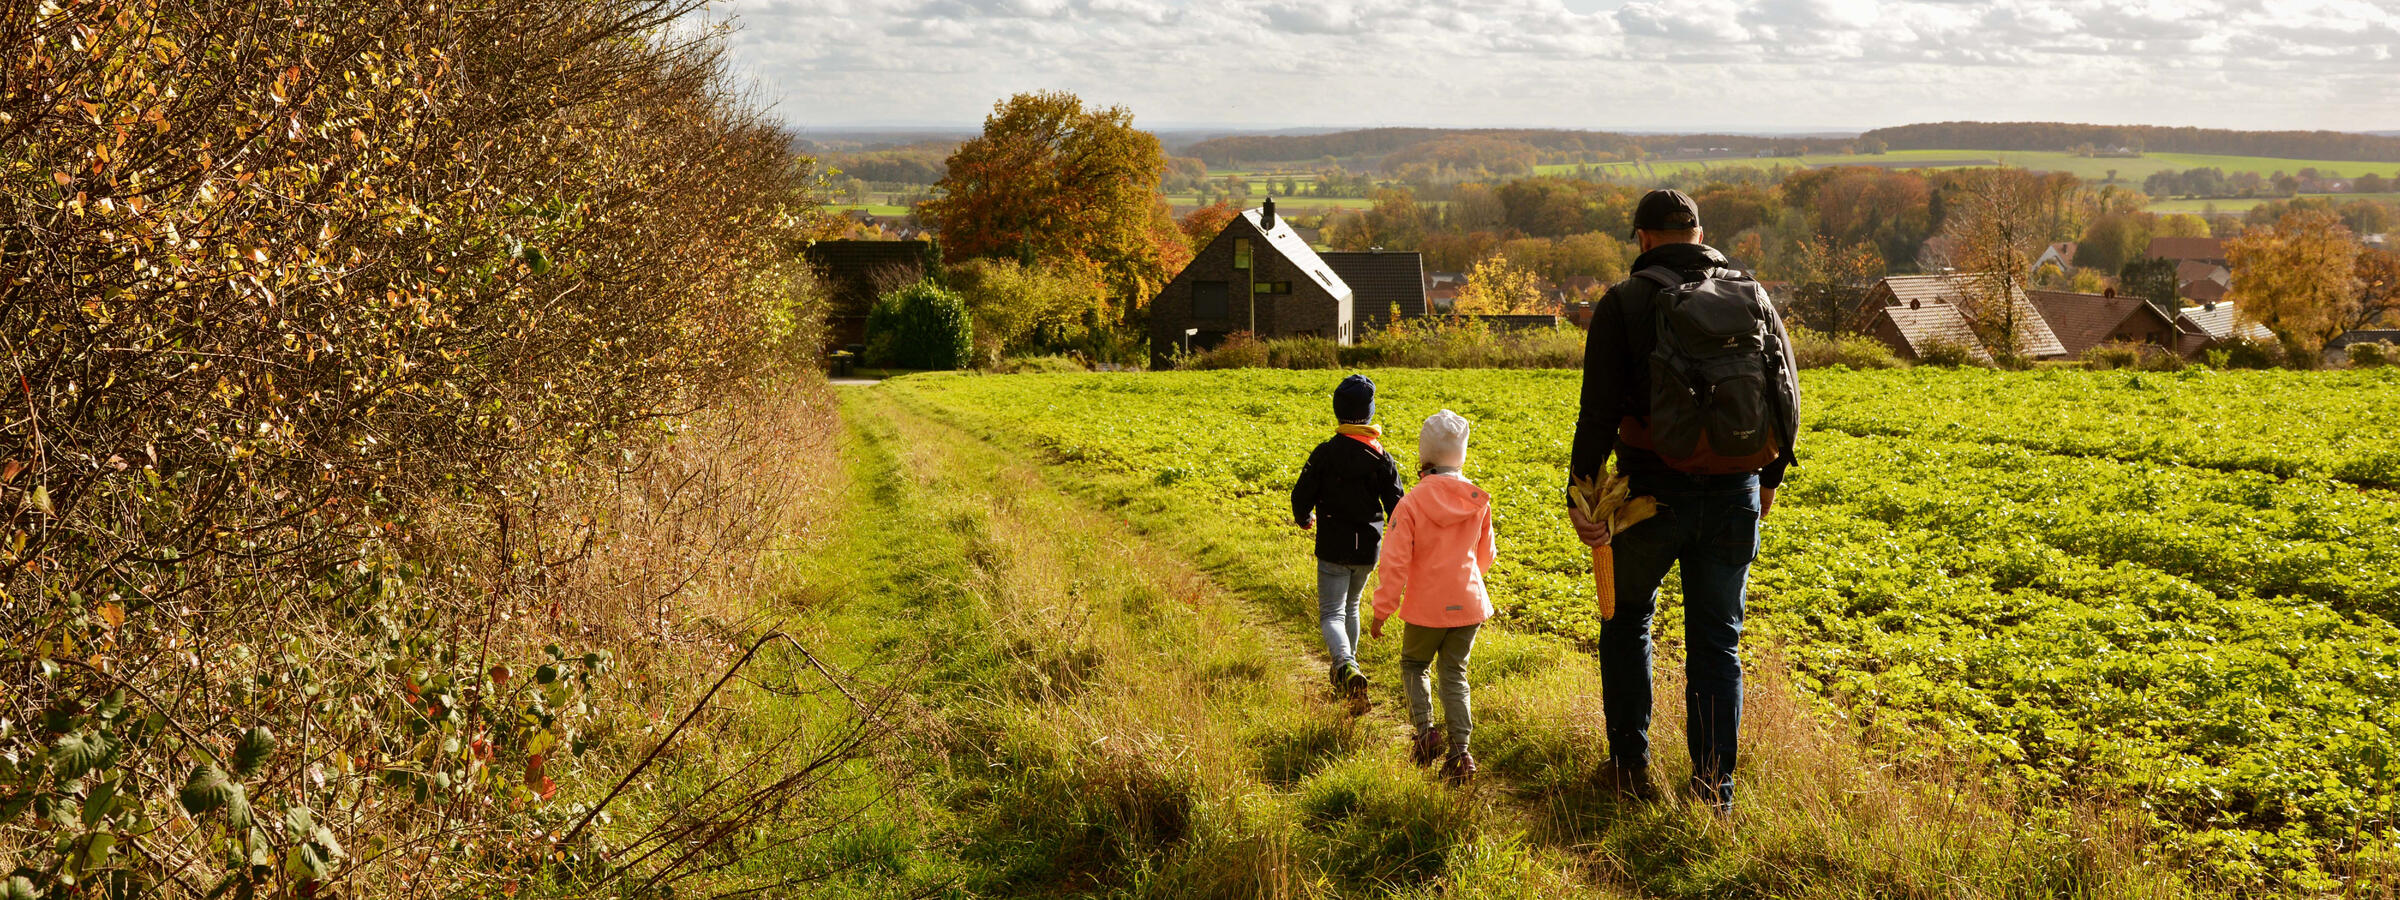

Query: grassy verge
[875,374,2193,898]
[783,388,1608,896]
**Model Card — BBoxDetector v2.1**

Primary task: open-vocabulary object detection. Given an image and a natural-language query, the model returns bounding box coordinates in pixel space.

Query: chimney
[1909,298,1922,310]
[1261,196,1276,230]
[2103,287,2117,298]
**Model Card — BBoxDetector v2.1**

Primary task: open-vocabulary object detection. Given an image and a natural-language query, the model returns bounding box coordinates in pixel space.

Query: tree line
[1866,122,2400,163]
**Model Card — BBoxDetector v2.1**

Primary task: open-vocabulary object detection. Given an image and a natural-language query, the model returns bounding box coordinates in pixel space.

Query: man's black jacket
[1291,435,1407,566]
[1571,242,1799,489]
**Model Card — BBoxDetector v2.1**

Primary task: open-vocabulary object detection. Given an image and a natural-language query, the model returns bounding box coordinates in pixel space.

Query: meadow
[1537,149,2400,185]
[880,367,2400,892]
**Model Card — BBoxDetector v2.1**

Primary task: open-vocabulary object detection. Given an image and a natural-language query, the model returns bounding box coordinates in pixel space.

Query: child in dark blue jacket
[1291,374,1407,695]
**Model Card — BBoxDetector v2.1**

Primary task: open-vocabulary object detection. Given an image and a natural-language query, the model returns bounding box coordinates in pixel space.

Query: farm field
[1540,149,2400,186]
[880,367,2400,891]
[2143,191,2400,214]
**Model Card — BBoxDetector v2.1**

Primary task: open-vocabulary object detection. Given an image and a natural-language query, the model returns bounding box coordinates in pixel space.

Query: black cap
[1631,189,1702,237]
[1333,374,1375,423]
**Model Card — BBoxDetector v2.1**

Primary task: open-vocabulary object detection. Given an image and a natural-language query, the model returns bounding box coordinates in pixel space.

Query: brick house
[1320,249,1427,335]
[2026,289,2189,356]
[1149,198,1355,367]
[801,239,933,355]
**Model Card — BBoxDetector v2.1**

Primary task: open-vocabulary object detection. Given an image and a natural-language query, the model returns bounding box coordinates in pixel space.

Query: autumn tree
[1452,256,1551,315]
[2353,248,2400,331]
[921,91,1189,321]
[1178,201,1240,252]
[1941,168,2057,362]
[2224,208,2365,355]
[1786,236,1886,333]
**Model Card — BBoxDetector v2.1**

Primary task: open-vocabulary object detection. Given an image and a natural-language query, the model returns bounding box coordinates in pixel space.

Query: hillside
[1865,121,2400,162]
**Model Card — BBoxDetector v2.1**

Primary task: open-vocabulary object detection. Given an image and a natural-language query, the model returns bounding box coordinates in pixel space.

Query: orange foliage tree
[921,91,1188,322]
[2226,209,2365,353]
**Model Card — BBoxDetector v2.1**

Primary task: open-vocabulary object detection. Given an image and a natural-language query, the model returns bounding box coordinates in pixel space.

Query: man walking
[1569,189,1800,813]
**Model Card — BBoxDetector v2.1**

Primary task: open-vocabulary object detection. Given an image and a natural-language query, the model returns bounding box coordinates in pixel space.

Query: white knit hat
[1418,409,1470,468]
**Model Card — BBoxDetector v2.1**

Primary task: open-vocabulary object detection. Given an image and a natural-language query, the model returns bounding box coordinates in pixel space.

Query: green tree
[921,91,1189,320]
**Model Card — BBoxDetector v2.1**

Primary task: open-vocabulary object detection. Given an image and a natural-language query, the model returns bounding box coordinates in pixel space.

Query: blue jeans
[1599,470,1759,803]
[1317,560,1372,668]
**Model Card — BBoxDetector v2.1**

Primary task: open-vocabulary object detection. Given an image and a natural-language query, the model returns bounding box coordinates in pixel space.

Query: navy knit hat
[1333,374,1375,423]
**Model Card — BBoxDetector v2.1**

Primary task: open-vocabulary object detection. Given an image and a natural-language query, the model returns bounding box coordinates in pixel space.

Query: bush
[2214,336,2286,369]
[2082,343,2144,369]
[1915,339,1984,368]
[1188,332,1271,369]
[868,281,975,370]
[994,354,1089,374]
[2344,341,2397,368]
[1790,326,1902,369]
[1265,336,1341,369]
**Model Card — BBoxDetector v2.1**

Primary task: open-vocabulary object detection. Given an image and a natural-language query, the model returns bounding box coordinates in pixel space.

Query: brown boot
[1409,727,1444,767]
[1597,759,1661,804]
[1439,750,1478,785]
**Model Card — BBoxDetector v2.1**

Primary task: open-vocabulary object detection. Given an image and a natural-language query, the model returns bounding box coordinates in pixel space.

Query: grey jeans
[1317,561,1372,668]
[1400,622,1479,753]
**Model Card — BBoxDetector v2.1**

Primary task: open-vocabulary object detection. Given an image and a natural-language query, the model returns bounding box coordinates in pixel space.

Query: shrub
[868,281,975,370]
[1790,326,1902,369]
[995,354,1089,374]
[1265,336,1341,369]
[1915,339,1984,368]
[1189,332,1271,369]
[2344,341,2397,368]
[2082,343,2144,370]
[0,0,867,894]
[2214,336,2286,369]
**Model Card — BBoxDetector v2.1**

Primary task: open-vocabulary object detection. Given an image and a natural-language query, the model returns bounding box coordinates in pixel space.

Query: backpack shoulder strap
[1635,266,1686,290]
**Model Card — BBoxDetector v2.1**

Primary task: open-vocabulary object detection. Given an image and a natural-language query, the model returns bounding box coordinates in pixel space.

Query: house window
[1253,281,1291,294]
[1193,281,1229,319]
[1233,239,1251,270]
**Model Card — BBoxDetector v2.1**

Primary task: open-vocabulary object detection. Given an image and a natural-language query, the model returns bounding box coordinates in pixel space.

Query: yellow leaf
[98,603,124,629]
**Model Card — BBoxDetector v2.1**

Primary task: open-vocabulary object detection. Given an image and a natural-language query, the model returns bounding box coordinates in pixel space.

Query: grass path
[850,376,2208,899]
[792,387,1613,896]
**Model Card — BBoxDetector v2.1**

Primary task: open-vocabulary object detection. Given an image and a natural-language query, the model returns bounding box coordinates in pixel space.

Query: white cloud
[712,0,2400,130]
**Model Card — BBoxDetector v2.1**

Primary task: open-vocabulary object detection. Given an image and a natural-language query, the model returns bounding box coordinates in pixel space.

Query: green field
[1541,149,2400,186]
[881,367,2400,892]
[2142,191,2400,214]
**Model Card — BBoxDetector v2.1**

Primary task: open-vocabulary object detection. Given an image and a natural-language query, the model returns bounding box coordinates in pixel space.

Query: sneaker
[1597,759,1661,804]
[1328,662,1345,690]
[1409,727,1445,767]
[1341,663,1370,693]
[1439,751,1478,785]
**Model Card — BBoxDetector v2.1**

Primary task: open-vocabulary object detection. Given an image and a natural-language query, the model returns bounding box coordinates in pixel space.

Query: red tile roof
[2026,290,2178,356]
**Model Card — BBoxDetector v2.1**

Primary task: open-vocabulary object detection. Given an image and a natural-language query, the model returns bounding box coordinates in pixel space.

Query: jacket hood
[1410,474,1489,526]
[1630,242,1733,273]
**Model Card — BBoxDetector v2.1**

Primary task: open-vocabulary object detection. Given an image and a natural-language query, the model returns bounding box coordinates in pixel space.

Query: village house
[2146,236,2236,304]
[2031,241,2078,277]
[801,239,933,356]
[2327,329,2400,364]
[1857,274,2071,361]
[2173,300,2276,356]
[2026,289,2190,357]
[1149,198,1355,367]
[1321,249,1428,334]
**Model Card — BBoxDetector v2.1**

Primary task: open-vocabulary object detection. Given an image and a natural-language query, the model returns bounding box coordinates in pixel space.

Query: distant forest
[1180,128,1836,168]
[1863,122,2400,162]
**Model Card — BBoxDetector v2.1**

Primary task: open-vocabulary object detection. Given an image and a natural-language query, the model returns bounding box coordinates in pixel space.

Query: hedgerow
[2,1,854,896]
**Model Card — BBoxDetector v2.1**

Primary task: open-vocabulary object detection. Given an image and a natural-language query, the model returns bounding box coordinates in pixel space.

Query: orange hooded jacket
[1371,473,1498,628]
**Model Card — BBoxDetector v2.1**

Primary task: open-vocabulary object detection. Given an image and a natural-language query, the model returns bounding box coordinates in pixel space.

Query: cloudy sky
[717,0,2400,133]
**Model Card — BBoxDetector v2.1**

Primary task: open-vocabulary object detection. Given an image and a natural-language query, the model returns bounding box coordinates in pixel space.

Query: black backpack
[1632,266,1793,474]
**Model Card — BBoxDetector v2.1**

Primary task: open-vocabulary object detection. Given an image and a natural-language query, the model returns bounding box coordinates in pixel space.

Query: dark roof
[2147,236,2226,263]
[2327,330,2400,349]
[1866,274,2070,358]
[1875,304,1991,362]
[2027,290,2174,355]
[802,240,930,317]
[1322,250,1428,326]
[2176,259,2230,286]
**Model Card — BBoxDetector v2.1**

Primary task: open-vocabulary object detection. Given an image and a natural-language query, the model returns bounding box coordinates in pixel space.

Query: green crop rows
[882,368,2400,891]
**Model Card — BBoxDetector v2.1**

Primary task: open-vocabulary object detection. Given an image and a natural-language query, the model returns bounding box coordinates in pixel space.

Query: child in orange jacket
[1370,409,1497,783]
